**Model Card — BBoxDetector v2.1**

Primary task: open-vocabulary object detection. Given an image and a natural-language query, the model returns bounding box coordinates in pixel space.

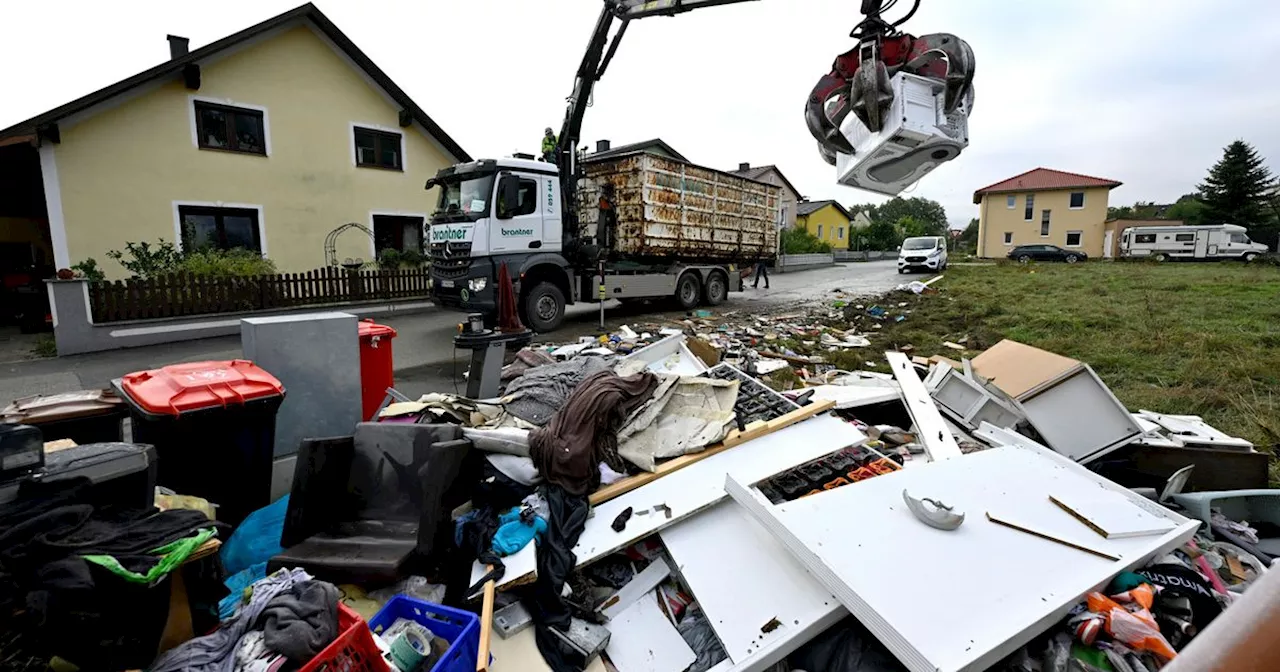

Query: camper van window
[1231,233,1249,244]
[1135,234,1157,244]
[1175,233,1195,242]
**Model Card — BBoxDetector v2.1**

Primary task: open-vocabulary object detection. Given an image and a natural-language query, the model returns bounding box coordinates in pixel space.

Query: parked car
[1007,244,1087,264]
[897,236,948,274]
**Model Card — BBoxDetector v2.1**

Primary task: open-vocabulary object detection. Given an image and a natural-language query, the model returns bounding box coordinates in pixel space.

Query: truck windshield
[433,174,495,222]
[902,238,937,250]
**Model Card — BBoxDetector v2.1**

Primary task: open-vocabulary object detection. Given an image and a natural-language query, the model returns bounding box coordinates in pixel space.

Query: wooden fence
[88,266,431,323]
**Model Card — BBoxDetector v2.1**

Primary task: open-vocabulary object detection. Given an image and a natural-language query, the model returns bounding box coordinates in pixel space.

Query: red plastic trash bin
[112,360,285,527]
[358,319,397,421]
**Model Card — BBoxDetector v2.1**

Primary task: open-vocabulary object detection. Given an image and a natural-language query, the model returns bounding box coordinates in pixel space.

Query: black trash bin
[112,360,285,528]
[1,389,127,445]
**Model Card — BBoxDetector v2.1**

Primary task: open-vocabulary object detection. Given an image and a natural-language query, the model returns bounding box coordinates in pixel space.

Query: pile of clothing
[152,568,342,672]
[0,479,225,669]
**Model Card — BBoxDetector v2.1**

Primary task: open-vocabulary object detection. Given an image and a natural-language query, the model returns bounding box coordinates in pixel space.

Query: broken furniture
[1,389,126,445]
[1135,410,1255,451]
[114,360,286,528]
[971,339,1140,463]
[620,333,709,376]
[923,361,1024,432]
[728,422,1198,672]
[886,351,962,461]
[1172,489,1280,561]
[454,317,534,399]
[271,422,471,584]
[701,362,799,425]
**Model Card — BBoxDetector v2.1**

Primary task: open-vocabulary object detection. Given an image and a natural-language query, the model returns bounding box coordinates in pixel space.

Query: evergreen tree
[1197,140,1276,226]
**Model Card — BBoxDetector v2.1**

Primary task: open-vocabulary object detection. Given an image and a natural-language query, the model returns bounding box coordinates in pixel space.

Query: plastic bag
[1086,589,1177,661]
[676,604,728,672]
[367,575,447,606]
[788,617,907,672]
[220,495,288,576]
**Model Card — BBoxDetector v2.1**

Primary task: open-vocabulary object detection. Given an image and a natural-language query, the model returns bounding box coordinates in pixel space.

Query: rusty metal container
[578,152,781,262]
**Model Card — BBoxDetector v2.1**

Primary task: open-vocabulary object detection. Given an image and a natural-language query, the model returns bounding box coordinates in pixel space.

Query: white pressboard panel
[604,592,697,672]
[1021,367,1139,463]
[886,351,962,460]
[662,501,845,671]
[478,414,866,589]
[727,443,1199,672]
[1050,489,1177,539]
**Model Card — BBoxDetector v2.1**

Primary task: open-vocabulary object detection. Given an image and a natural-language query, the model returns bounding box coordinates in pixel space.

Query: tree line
[844,196,951,251]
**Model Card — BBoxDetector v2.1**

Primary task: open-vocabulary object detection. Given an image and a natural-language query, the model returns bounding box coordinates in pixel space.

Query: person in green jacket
[541,127,557,162]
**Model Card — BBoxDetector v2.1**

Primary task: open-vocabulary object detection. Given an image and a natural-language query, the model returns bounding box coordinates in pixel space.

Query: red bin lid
[119,360,284,415]
[358,319,397,339]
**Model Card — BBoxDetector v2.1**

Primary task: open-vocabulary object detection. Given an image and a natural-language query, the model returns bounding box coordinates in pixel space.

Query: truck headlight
[468,277,488,293]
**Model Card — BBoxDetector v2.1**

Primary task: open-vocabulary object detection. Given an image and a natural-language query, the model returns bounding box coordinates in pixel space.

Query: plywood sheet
[478,414,864,589]
[662,502,844,670]
[971,339,1080,399]
[728,441,1199,672]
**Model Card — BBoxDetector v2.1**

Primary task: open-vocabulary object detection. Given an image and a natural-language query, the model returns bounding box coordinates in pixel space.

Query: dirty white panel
[727,442,1199,672]
[604,592,696,672]
[662,501,845,670]
[1050,489,1178,539]
[480,414,865,589]
[887,351,962,460]
[1021,366,1139,463]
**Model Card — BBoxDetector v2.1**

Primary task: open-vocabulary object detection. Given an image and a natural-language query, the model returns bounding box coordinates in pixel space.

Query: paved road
[0,261,902,401]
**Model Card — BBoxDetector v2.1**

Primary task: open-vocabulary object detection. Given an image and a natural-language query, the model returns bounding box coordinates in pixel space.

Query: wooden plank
[885,351,962,461]
[477,564,496,672]
[986,512,1121,561]
[589,399,836,506]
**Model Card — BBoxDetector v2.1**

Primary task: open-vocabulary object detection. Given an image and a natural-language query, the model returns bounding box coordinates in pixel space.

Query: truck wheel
[522,282,565,332]
[1154,253,1168,262]
[675,273,701,310]
[702,272,728,306]
[1244,252,1259,263]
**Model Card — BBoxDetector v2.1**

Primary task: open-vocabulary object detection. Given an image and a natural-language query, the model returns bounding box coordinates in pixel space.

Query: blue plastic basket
[368,596,481,672]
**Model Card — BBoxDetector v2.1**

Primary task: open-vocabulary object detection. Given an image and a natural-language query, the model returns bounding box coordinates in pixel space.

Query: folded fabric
[257,580,341,662]
[492,507,547,556]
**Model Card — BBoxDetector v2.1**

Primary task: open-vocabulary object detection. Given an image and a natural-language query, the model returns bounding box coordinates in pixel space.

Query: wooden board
[727,438,1199,672]
[589,400,836,506]
[661,501,844,670]
[604,592,696,672]
[1049,490,1177,540]
[970,339,1080,400]
[477,412,861,591]
[886,352,962,461]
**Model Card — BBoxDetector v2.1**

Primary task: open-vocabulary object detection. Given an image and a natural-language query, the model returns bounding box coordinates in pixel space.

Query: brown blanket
[529,369,659,495]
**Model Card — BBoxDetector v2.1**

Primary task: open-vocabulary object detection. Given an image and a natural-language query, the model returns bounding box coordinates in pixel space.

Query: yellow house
[797,200,853,249]
[974,168,1122,259]
[0,3,469,279]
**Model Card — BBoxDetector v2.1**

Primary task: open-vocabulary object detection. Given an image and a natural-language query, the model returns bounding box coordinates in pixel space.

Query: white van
[1120,224,1269,262]
[898,236,948,273]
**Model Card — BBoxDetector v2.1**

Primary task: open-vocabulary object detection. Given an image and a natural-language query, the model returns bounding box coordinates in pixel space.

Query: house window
[1069,192,1085,209]
[817,224,824,239]
[1041,210,1051,236]
[179,206,261,253]
[373,214,425,254]
[1003,232,1013,245]
[1066,231,1082,247]
[1024,194,1035,221]
[1006,194,1016,209]
[354,127,403,170]
[194,101,265,155]
[1135,233,1157,244]
[838,227,845,240]
[1174,233,1195,242]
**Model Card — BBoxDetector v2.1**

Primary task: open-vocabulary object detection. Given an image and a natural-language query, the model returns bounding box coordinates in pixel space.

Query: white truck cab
[898,236,948,273]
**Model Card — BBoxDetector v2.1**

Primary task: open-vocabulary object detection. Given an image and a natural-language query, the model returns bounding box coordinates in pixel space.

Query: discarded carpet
[505,356,611,426]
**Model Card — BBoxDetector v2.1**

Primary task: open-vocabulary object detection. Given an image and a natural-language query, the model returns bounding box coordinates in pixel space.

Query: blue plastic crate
[369,595,480,672]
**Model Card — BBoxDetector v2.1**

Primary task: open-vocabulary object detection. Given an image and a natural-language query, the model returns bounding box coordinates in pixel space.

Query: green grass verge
[842,261,1280,480]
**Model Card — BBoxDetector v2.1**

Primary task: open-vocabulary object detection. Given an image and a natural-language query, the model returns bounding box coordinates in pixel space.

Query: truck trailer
[427,151,781,331]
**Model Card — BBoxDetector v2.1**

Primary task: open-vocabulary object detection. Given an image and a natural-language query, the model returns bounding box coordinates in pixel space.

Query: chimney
[738,162,750,171]
[167,35,189,60]
[596,139,611,153]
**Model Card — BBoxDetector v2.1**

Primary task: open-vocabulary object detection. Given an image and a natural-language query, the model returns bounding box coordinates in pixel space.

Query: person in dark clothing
[752,258,770,289]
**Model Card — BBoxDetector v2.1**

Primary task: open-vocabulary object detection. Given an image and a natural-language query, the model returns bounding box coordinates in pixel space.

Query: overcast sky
[4,0,1279,227]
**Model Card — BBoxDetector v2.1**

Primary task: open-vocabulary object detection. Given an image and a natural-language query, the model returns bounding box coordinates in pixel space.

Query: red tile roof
[972,168,1122,203]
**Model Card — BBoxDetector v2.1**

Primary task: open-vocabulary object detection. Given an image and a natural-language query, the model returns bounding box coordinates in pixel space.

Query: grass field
[843,261,1280,477]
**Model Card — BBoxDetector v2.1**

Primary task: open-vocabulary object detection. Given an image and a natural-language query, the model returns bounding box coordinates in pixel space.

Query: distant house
[974,168,1122,258]
[849,209,873,230]
[797,200,853,249]
[730,163,802,229]
[584,138,687,163]
[0,3,469,279]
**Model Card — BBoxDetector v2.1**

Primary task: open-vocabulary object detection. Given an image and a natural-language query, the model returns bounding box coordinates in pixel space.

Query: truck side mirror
[496,176,519,220]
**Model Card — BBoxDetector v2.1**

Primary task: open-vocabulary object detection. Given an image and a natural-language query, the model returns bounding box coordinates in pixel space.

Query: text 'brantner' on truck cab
[426,152,781,332]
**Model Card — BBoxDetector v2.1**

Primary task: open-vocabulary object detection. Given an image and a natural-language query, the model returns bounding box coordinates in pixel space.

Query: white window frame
[1069,192,1085,210]
[350,122,407,172]
[1024,194,1035,221]
[1003,231,1013,245]
[1006,194,1016,209]
[1065,231,1083,248]
[817,223,824,239]
[171,200,268,258]
[368,210,428,261]
[188,95,272,156]
[1040,210,1051,237]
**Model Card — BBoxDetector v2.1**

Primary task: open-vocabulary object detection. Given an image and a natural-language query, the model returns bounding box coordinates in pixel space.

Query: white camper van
[1119,224,1268,262]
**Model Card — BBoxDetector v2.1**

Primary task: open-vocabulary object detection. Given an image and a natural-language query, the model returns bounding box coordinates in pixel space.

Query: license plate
[440,279,455,288]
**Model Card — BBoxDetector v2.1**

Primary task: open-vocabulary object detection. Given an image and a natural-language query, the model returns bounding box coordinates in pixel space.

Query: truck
[427,151,780,331]
[1119,224,1269,262]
